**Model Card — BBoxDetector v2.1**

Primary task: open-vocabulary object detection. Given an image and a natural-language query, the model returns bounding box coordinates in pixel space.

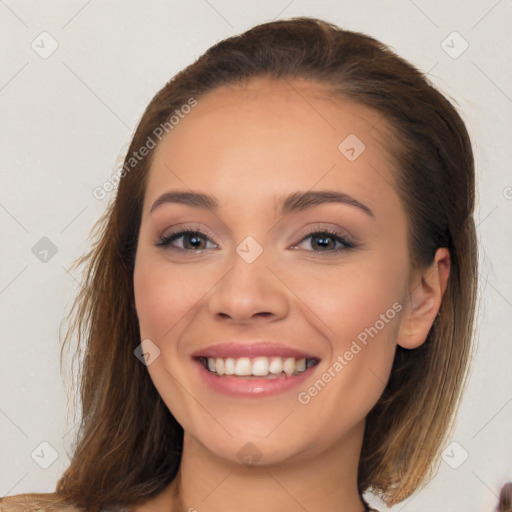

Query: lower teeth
[207,370,303,378]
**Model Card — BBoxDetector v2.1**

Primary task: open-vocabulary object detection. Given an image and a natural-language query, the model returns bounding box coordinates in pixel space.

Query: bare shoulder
[0,493,80,512]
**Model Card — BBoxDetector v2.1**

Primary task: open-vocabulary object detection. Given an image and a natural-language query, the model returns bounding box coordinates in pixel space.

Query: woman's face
[133,77,412,466]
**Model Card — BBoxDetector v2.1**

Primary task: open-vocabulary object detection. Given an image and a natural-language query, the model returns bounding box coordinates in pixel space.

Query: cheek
[291,252,405,420]
[133,253,201,340]
[290,255,405,350]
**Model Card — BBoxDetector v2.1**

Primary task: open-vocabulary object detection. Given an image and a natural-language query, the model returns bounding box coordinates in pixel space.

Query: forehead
[144,77,400,220]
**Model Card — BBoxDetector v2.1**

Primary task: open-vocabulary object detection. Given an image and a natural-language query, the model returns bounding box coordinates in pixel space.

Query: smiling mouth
[196,355,320,378]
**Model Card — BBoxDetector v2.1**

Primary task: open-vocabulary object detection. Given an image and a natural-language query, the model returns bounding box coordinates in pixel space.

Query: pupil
[186,234,203,249]
[315,235,332,250]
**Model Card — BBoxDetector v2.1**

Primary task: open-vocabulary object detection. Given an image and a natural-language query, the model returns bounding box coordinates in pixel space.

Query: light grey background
[1,1,511,511]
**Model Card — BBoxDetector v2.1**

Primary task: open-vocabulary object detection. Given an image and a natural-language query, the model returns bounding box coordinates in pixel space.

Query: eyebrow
[149,189,374,217]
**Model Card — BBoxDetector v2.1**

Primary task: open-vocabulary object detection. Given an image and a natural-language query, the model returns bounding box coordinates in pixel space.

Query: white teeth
[252,356,269,376]
[283,357,296,376]
[235,357,252,376]
[269,357,283,374]
[201,356,313,377]
[215,358,225,375]
[224,357,235,375]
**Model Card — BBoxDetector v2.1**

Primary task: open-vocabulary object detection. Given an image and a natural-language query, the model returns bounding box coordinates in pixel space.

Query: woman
[1,16,505,512]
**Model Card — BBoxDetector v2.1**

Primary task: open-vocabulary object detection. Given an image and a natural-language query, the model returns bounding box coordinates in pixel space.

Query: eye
[155,227,355,255]
[156,228,218,252]
[292,228,355,254]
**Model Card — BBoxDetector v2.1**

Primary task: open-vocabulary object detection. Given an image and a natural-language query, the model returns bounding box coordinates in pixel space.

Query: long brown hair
[496,482,512,512]
[55,17,478,510]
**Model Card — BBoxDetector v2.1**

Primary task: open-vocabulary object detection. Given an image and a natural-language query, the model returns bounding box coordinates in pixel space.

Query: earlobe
[397,248,451,349]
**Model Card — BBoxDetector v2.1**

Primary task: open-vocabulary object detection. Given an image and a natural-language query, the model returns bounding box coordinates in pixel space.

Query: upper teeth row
[204,356,310,377]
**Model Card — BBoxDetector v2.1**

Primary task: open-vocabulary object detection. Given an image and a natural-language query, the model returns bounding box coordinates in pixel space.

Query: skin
[132,76,450,512]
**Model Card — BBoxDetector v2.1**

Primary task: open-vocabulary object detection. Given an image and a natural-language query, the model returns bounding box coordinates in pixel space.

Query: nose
[206,244,289,325]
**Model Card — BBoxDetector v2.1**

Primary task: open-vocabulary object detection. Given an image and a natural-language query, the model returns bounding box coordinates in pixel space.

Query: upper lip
[191,341,321,360]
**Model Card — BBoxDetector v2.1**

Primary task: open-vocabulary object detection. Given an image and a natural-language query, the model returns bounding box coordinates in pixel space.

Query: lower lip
[194,359,319,398]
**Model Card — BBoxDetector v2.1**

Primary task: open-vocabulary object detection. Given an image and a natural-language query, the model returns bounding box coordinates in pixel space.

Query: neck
[164,421,367,512]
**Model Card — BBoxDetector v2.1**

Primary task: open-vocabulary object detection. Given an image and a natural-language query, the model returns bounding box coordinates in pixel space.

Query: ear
[397,247,451,349]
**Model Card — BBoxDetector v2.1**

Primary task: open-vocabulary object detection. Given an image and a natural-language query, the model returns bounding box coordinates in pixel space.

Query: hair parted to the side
[54,17,478,511]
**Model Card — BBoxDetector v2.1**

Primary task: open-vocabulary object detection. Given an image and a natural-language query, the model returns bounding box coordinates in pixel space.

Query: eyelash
[155,227,355,255]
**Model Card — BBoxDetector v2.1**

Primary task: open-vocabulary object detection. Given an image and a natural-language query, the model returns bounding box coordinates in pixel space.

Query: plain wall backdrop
[1,1,511,511]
